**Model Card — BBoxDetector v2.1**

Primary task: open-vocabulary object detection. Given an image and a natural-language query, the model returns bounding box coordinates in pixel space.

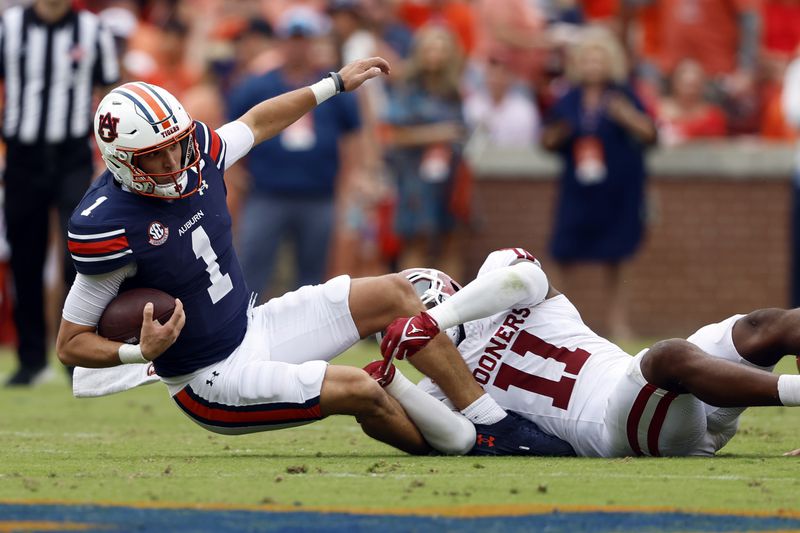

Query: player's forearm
[239,58,389,146]
[237,86,319,146]
[56,323,127,368]
[428,262,549,330]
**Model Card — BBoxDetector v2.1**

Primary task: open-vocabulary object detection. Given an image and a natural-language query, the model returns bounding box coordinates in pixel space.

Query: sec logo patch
[148,221,169,246]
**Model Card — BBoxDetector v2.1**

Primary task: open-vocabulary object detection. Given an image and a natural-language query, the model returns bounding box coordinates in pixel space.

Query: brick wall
[465,176,792,338]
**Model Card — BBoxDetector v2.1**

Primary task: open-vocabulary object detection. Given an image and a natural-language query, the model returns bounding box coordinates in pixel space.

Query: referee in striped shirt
[1,0,119,386]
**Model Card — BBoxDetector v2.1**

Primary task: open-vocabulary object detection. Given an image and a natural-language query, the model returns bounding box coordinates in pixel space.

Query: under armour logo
[206,370,220,386]
[407,324,423,335]
[476,434,495,447]
[198,180,209,196]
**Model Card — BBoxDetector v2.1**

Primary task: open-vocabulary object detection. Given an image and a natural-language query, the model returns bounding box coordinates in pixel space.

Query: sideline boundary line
[3,499,800,518]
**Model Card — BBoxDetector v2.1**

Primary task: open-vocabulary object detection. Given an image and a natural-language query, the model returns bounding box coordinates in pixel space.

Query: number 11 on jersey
[492,330,591,410]
[191,226,233,304]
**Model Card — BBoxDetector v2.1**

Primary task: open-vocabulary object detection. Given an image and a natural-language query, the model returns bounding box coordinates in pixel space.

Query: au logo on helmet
[97,112,120,142]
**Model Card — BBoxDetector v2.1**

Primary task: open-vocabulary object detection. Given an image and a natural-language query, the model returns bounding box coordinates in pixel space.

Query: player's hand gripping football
[380,311,440,364]
[337,57,390,92]
[139,299,185,361]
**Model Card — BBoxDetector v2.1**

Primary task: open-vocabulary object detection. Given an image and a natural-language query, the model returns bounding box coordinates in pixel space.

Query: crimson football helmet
[398,268,466,346]
[94,82,202,199]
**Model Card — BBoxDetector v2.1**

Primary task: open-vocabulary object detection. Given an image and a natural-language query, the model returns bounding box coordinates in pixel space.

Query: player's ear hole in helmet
[94,82,203,199]
[376,268,466,347]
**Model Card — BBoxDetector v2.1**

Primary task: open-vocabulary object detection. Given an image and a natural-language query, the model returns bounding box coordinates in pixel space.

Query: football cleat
[470,411,576,457]
[363,360,396,388]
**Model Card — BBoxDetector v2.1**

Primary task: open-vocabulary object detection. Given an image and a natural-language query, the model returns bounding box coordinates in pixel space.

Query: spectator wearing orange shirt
[657,59,727,145]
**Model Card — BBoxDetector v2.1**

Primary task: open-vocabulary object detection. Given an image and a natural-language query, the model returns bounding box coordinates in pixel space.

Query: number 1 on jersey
[81,196,108,216]
[191,226,233,304]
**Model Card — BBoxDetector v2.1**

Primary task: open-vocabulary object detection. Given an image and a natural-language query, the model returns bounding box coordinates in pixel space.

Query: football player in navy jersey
[55,57,575,456]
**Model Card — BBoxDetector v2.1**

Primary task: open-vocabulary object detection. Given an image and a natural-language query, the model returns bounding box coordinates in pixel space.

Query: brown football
[97,288,176,343]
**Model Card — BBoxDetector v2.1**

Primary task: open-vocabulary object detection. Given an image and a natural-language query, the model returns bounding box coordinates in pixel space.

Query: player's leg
[604,350,710,456]
[730,308,800,367]
[616,310,800,456]
[262,273,573,454]
[320,365,431,455]
[250,274,478,453]
[639,338,781,407]
[348,274,487,410]
[363,361,476,455]
[254,268,482,410]
[601,310,800,457]
[261,271,486,409]
[170,353,431,454]
[364,360,574,456]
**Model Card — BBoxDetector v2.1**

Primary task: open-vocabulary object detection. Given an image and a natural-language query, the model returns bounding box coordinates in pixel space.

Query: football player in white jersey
[376,248,800,456]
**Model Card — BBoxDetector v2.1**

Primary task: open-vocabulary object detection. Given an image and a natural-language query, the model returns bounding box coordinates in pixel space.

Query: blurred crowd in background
[3,0,800,378]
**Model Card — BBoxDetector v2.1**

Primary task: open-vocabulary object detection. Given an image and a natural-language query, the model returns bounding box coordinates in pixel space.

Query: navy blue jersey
[67,121,249,377]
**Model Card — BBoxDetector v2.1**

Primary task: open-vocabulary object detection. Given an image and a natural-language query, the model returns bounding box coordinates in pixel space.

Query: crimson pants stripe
[626,384,658,456]
[174,386,322,428]
[646,391,679,457]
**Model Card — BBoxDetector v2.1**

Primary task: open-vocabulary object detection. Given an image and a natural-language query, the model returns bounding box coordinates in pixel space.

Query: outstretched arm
[236,57,390,146]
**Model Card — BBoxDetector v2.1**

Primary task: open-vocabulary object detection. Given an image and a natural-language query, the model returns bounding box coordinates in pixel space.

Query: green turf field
[1,343,799,515]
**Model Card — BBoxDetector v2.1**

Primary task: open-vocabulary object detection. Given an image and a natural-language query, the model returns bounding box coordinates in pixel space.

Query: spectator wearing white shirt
[464,52,541,148]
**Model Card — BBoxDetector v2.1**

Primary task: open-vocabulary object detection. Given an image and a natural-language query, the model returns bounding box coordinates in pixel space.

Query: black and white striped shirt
[0,5,119,145]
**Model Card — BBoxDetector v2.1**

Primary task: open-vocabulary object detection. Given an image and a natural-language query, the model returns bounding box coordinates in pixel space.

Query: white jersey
[420,248,765,457]
[418,249,633,456]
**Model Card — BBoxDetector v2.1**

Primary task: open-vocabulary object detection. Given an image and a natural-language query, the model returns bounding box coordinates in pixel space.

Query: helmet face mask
[94,82,203,199]
[123,124,202,198]
[402,268,462,309]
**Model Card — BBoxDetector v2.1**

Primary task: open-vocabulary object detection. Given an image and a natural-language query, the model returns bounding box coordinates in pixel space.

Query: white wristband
[118,343,147,364]
[309,76,338,105]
